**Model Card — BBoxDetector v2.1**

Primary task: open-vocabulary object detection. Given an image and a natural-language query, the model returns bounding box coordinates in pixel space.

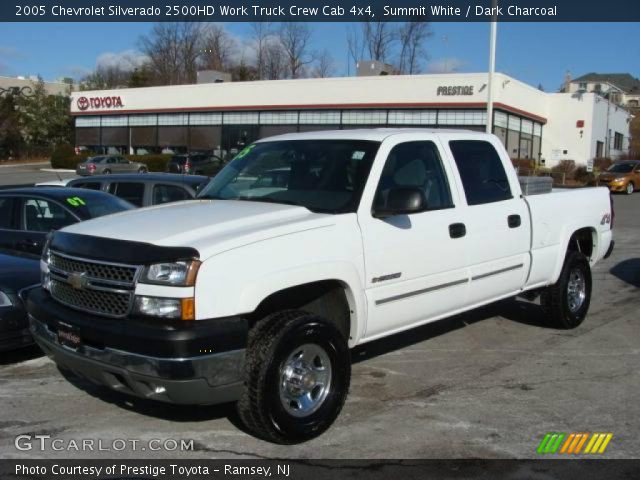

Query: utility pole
[486,0,498,134]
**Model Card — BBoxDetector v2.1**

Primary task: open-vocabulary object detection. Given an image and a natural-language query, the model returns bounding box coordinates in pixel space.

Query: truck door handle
[508,215,522,228]
[449,223,466,239]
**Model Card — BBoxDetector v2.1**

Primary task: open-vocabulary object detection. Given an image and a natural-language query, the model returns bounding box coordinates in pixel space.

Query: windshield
[197,140,380,213]
[607,163,635,173]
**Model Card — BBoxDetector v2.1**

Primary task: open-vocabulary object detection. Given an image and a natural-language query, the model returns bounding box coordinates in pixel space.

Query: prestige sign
[437,85,474,96]
[76,95,124,111]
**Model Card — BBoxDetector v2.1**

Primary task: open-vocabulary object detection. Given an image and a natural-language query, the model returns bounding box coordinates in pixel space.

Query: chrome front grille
[48,251,140,318]
[50,253,137,284]
[50,279,132,317]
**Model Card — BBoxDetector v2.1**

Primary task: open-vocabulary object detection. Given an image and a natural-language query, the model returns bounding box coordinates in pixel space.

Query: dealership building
[70,72,632,166]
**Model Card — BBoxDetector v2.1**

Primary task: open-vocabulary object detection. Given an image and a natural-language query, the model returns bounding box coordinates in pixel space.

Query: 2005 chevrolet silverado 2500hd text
[27,129,614,443]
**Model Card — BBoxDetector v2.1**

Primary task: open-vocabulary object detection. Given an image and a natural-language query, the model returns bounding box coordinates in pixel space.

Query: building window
[494,111,508,129]
[533,124,542,137]
[76,116,101,127]
[259,111,299,125]
[596,141,604,158]
[341,110,387,124]
[579,82,587,90]
[158,114,188,126]
[628,99,639,107]
[299,110,341,124]
[223,112,259,125]
[594,84,602,92]
[521,119,534,135]
[387,110,436,125]
[129,115,157,126]
[189,113,222,125]
[101,116,128,127]
[438,110,486,126]
[614,132,624,150]
[508,115,521,132]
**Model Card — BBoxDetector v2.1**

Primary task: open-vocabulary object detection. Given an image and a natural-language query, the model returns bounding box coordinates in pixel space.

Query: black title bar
[3,0,640,22]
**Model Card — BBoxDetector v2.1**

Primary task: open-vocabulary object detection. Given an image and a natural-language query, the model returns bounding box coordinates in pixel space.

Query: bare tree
[139,23,204,85]
[312,50,335,78]
[200,24,237,72]
[250,22,272,79]
[277,23,313,79]
[81,65,132,90]
[263,40,287,80]
[397,21,432,74]
[346,24,365,73]
[362,22,396,63]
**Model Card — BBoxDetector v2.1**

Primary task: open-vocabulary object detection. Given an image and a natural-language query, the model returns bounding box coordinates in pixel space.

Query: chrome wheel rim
[279,343,332,418]
[627,183,633,194]
[567,268,586,313]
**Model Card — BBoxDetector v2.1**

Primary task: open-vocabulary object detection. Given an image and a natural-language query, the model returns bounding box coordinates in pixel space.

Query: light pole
[486,0,498,134]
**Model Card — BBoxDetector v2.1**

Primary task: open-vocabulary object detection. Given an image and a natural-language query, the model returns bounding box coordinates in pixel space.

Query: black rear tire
[541,250,592,329]
[103,169,111,175]
[237,310,350,444]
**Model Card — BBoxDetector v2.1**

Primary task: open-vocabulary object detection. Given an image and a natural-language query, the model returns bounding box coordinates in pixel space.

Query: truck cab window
[374,141,453,212]
[108,182,145,207]
[449,140,512,205]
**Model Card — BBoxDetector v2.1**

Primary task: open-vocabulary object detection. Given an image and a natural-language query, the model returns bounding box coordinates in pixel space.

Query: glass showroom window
[158,114,188,126]
[129,115,158,126]
[76,116,101,127]
[223,112,260,125]
[299,111,341,124]
[388,110,437,125]
[101,116,128,127]
[189,113,222,125]
[260,111,299,125]
[341,110,387,125]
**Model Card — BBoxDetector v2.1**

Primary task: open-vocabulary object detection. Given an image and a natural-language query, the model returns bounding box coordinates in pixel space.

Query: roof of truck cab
[256,128,484,143]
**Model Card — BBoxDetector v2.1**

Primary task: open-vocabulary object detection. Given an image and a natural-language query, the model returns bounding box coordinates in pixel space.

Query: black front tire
[237,310,350,444]
[102,169,111,175]
[541,250,592,329]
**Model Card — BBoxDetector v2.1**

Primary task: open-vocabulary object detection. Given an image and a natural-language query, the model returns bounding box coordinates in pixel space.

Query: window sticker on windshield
[66,196,86,207]
[352,151,366,160]
[236,144,256,159]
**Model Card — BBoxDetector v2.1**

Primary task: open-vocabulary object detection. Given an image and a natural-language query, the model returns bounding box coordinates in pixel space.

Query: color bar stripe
[584,433,599,454]
[567,433,583,454]
[549,433,565,454]
[590,433,606,453]
[560,433,576,454]
[544,434,559,453]
[537,433,553,454]
[597,434,613,454]
[574,433,589,454]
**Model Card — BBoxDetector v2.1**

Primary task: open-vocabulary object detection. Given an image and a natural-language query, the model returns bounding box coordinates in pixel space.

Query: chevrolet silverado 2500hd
[28,129,614,443]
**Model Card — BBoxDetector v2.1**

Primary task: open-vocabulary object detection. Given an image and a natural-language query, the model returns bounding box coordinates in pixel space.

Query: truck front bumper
[27,289,247,406]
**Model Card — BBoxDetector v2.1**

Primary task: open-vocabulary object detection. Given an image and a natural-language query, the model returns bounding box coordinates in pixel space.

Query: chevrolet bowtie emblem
[68,272,89,290]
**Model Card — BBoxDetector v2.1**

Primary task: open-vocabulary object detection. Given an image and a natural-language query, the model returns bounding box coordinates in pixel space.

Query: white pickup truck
[28,129,614,443]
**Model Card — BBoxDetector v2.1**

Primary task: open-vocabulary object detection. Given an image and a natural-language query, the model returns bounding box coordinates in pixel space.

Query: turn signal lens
[181,298,195,321]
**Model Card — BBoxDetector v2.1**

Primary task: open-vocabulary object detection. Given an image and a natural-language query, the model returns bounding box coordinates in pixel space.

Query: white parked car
[28,129,614,443]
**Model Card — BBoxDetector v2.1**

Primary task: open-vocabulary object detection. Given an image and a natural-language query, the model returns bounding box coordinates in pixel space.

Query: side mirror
[373,187,425,218]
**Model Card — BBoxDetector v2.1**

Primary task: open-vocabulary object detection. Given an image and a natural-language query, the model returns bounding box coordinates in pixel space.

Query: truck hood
[59,200,335,260]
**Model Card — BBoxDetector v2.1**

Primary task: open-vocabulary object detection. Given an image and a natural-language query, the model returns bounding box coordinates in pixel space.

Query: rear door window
[108,182,145,207]
[449,140,512,205]
[0,197,14,229]
[152,184,191,204]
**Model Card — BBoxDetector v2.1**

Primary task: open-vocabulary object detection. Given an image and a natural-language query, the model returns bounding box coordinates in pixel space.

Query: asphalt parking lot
[0,191,638,460]
[0,163,77,188]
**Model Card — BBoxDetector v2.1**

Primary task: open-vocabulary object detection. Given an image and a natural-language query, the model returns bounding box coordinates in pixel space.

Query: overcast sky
[1,22,638,91]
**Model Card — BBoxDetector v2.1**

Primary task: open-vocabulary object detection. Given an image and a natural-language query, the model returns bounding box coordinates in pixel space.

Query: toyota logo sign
[76,95,124,111]
[77,96,89,111]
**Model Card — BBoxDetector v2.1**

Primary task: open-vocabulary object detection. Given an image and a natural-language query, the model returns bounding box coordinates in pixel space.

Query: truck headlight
[140,260,200,286]
[133,296,195,321]
[0,291,13,307]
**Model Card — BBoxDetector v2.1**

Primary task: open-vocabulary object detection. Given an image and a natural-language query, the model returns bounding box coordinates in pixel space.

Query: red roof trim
[72,101,547,124]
